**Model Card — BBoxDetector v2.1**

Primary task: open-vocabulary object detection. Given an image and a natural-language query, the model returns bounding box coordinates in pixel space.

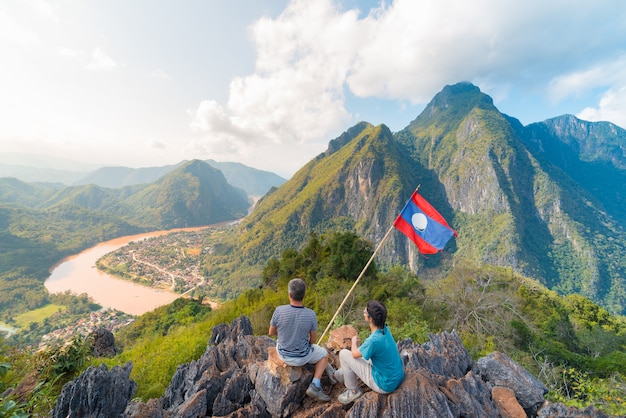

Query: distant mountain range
[0,160,251,231]
[0,156,286,197]
[2,82,625,316]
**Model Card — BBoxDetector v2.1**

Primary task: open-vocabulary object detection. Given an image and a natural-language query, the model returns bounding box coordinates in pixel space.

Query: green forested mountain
[70,159,286,196]
[397,82,626,314]
[0,160,251,314]
[0,160,250,230]
[202,82,626,315]
[522,114,626,225]
[122,159,250,229]
[1,84,625,318]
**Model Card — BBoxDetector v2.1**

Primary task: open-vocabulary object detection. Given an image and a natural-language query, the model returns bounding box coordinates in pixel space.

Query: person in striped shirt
[269,278,335,402]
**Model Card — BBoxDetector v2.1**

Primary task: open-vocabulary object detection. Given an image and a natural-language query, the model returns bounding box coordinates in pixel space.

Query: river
[45,226,220,316]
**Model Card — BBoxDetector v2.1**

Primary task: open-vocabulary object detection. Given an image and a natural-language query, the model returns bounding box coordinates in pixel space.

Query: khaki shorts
[278,344,327,367]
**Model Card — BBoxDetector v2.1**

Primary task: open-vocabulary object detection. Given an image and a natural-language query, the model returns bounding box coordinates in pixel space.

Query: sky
[1,0,626,178]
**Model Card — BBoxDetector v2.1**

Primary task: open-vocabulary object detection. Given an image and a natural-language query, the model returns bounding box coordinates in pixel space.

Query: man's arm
[309,330,317,344]
[269,325,277,336]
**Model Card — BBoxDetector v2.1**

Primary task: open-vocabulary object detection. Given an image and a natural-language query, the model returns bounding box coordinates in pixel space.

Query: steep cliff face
[206,82,626,314]
[395,83,626,313]
[238,123,424,263]
[52,317,612,418]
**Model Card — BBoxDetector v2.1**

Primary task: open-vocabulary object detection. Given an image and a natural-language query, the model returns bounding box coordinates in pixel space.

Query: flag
[393,191,457,254]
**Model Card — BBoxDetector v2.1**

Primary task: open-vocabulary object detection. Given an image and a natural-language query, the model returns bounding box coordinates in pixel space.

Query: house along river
[45,225,220,316]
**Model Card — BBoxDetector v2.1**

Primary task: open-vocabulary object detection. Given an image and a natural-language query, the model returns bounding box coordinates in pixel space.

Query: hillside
[0,160,251,315]
[199,83,626,315]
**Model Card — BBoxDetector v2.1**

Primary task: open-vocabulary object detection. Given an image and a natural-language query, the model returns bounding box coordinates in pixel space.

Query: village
[30,229,216,350]
[97,229,212,294]
[37,309,134,351]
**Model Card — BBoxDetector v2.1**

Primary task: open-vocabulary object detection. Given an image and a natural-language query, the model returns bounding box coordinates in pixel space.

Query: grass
[13,304,66,328]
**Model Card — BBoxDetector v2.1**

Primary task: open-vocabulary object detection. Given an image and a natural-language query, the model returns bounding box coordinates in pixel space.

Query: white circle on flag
[411,213,428,231]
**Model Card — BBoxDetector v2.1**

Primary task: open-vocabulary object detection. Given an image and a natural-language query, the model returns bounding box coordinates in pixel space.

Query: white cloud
[0,8,39,44]
[150,69,172,80]
[24,0,59,23]
[86,47,118,71]
[189,0,358,157]
[578,86,626,127]
[548,54,626,127]
[148,139,167,150]
[192,0,626,165]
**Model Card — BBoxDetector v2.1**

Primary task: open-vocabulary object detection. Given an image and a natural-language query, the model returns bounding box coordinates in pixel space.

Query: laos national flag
[393,191,457,254]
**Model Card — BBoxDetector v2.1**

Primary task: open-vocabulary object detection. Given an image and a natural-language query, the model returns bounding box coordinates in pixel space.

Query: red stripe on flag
[393,215,439,254]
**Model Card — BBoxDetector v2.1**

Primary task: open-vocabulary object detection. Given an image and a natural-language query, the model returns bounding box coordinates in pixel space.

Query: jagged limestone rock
[53,316,614,418]
[477,351,548,413]
[52,362,136,418]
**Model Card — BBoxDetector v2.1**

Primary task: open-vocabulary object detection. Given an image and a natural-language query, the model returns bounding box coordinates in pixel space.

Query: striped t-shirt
[270,304,317,358]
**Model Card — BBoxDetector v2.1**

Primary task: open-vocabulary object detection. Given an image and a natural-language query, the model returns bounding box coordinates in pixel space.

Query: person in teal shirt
[328,300,405,404]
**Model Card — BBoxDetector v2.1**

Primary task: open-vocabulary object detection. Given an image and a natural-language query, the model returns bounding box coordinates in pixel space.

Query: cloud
[189,0,354,154]
[578,86,626,127]
[24,0,59,23]
[86,47,118,71]
[150,69,172,80]
[191,0,626,159]
[148,139,167,150]
[0,8,39,44]
[548,54,626,127]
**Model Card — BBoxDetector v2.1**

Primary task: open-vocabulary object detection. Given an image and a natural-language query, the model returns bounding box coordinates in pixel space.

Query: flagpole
[317,223,396,344]
[316,185,421,344]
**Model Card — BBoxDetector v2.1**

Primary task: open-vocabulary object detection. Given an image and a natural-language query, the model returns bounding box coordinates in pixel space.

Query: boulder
[536,400,613,418]
[398,331,473,379]
[90,327,118,357]
[477,351,548,414]
[52,362,136,418]
[326,325,357,353]
[492,386,526,418]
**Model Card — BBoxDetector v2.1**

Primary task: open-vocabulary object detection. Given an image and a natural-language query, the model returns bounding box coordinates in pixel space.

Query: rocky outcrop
[53,316,616,417]
[90,327,119,357]
[52,362,136,418]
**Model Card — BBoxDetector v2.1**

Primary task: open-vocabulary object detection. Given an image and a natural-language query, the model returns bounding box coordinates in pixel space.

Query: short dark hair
[288,278,306,301]
[365,300,387,329]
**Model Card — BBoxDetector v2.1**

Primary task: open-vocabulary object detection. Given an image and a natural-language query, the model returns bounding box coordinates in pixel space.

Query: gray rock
[477,351,548,413]
[398,331,473,379]
[53,316,614,418]
[52,362,136,418]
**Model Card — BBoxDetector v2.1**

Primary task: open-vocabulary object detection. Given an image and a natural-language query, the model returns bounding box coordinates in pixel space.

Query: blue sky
[1,0,625,178]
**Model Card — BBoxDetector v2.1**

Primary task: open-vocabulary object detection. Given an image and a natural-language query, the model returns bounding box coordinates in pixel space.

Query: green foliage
[544,367,626,416]
[37,335,92,383]
[115,298,212,349]
[0,333,91,417]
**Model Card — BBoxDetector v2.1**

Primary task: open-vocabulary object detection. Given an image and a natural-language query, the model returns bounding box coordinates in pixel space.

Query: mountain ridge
[221,82,626,314]
[2,83,625,316]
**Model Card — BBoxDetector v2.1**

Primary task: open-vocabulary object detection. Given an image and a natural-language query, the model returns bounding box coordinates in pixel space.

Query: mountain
[72,163,184,189]
[218,82,626,315]
[123,159,250,229]
[0,160,251,230]
[203,159,287,197]
[0,152,100,184]
[522,114,626,225]
[0,154,287,197]
[237,121,427,265]
[72,160,286,197]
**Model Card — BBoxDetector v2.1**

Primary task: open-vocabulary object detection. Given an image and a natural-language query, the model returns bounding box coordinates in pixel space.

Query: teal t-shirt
[359,325,405,392]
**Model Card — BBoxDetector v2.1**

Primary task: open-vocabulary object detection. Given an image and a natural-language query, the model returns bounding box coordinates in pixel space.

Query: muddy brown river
[45,227,212,315]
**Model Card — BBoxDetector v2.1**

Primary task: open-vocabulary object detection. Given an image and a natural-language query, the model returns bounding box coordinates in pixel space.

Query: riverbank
[45,223,230,316]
